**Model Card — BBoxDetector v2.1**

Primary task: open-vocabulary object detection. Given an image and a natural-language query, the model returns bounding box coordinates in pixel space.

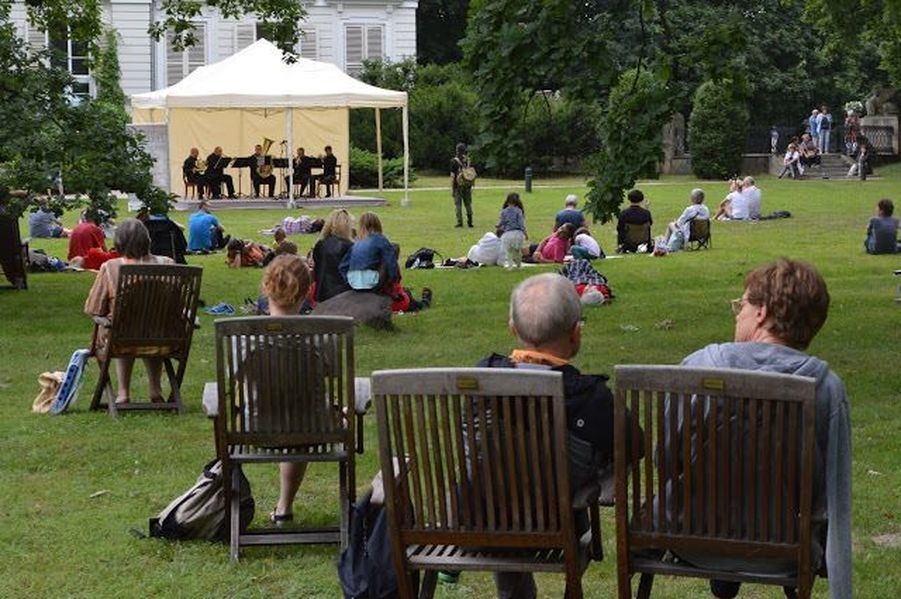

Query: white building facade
[9,0,418,97]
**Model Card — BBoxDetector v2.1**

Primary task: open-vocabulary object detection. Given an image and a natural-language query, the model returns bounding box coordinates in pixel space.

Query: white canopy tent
[131,39,409,205]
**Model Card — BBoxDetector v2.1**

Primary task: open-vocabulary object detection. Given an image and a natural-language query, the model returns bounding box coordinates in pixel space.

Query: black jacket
[312,235,353,302]
[477,353,617,465]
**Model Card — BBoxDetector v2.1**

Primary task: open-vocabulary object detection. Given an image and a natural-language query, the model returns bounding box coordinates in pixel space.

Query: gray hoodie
[680,342,852,599]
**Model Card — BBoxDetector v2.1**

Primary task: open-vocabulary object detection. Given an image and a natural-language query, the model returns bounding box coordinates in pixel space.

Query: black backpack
[338,490,415,598]
[404,247,441,270]
[149,459,255,542]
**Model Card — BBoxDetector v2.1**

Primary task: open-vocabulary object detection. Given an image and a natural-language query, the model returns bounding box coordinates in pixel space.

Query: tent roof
[131,39,407,110]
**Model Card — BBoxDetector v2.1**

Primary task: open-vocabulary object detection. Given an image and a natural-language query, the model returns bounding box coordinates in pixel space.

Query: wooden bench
[613,365,821,598]
[372,367,603,599]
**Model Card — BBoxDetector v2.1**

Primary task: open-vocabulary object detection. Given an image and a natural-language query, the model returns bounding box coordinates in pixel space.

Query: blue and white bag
[49,349,91,415]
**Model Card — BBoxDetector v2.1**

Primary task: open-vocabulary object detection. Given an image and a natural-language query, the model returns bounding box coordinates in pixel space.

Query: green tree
[688,80,750,180]
[585,68,670,223]
[417,0,469,65]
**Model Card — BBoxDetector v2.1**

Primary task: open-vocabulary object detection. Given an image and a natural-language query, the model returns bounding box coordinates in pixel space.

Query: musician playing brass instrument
[182,147,207,199]
[250,142,276,198]
[285,147,319,198]
[205,146,236,199]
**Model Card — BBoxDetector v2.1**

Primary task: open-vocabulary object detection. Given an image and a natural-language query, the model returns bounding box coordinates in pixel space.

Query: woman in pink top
[533,223,574,263]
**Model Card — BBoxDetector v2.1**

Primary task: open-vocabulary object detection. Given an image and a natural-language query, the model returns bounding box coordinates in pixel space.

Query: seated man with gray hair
[554,194,586,231]
[664,188,709,252]
[475,273,635,598]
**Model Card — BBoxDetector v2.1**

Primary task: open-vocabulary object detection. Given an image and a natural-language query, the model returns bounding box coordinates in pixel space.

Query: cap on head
[455,142,466,155]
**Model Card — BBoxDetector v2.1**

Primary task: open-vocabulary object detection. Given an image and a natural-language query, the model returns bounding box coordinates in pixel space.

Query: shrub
[347,146,413,189]
[688,80,749,179]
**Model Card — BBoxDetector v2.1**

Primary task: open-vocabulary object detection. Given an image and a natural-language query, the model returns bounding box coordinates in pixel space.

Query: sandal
[269,511,294,524]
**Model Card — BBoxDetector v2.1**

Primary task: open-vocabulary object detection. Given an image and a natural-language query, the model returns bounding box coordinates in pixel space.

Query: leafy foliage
[0,12,159,220]
[94,29,128,122]
[462,0,618,174]
[584,68,670,224]
[688,80,750,180]
[347,146,410,189]
[416,0,469,65]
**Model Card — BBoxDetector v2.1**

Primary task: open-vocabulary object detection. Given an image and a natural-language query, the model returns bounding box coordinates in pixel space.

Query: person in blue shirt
[187,201,229,252]
[554,194,585,231]
[338,212,398,292]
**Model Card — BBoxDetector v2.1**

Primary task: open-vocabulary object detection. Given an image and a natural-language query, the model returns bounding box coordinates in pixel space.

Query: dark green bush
[347,145,413,189]
[688,80,749,179]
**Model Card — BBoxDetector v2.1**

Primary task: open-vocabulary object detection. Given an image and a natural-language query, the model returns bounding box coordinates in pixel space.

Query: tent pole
[375,108,383,192]
[401,104,410,207]
[287,107,294,208]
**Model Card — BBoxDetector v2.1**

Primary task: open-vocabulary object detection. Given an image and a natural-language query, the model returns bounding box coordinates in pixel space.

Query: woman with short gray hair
[663,188,709,252]
[84,218,174,404]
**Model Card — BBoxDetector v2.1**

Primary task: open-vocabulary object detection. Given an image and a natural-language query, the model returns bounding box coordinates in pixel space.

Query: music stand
[231,157,255,198]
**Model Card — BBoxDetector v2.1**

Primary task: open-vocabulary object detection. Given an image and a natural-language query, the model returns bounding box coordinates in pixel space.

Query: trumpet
[257,138,274,178]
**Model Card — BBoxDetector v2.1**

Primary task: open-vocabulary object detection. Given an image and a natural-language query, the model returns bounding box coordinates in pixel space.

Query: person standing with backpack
[450,142,475,228]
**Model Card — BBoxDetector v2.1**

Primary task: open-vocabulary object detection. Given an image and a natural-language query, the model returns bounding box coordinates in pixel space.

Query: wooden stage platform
[174,194,388,211]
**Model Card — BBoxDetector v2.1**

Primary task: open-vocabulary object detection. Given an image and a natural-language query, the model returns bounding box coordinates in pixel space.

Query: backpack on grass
[405,247,441,270]
[149,459,255,542]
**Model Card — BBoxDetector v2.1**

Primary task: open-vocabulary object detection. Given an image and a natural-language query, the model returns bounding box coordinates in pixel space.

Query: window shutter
[166,30,184,85]
[345,25,363,73]
[366,26,383,61]
[27,23,46,50]
[235,22,255,51]
[300,29,317,60]
[186,22,206,74]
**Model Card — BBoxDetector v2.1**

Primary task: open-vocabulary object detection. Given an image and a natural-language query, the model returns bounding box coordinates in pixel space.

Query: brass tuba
[257,138,274,178]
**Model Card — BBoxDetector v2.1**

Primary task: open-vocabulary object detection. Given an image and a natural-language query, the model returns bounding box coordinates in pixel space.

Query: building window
[166,23,206,85]
[48,27,92,99]
[344,24,384,74]
[299,29,318,60]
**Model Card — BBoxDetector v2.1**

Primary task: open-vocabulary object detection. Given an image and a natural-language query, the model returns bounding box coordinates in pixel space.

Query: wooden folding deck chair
[620,222,652,253]
[372,368,603,599]
[687,218,712,250]
[613,365,822,599]
[89,264,202,417]
[214,316,358,561]
[0,210,28,290]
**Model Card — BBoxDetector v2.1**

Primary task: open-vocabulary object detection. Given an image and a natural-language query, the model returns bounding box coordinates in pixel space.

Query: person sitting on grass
[663,188,709,252]
[67,210,107,261]
[616,189,653,252]
[28,201,70,238]
[864,198,899,254]
[532,222,574,263]
[261,254,316,524]
[714,176,761,221]
[676,259,851,599]
[778,141,803,179]
[187,200,230,253]
[83,219,174,405]
[571,226,603,260]
[311,209,354,303]
[338,212,399,293]
[555,194,586,230]
[271,227,286,250]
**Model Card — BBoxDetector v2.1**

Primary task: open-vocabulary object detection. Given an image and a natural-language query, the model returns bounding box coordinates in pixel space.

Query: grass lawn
[1,169,899,598]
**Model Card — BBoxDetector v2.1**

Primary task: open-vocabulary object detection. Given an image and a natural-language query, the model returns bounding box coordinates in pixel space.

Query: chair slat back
[110,264,202,349]
[373,368,572,548]
[215,316,355,450]
[614,365,817,561]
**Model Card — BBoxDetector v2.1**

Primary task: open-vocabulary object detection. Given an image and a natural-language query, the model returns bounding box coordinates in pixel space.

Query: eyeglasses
[730,298,745,315]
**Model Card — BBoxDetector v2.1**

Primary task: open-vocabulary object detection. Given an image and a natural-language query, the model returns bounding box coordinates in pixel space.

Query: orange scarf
[509,349,569,368]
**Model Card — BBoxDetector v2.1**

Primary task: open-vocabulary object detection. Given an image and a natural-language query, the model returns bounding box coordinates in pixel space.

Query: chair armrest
[572,482,601,510]
[92,315,112,327]
[202,382,218,417]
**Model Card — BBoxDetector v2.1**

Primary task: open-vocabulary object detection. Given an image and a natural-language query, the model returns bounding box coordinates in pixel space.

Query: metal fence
[744,124,896,155]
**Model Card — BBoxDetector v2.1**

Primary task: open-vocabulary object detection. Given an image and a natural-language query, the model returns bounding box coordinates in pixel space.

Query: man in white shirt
[714,177,761,221]
[665,188,709,251]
